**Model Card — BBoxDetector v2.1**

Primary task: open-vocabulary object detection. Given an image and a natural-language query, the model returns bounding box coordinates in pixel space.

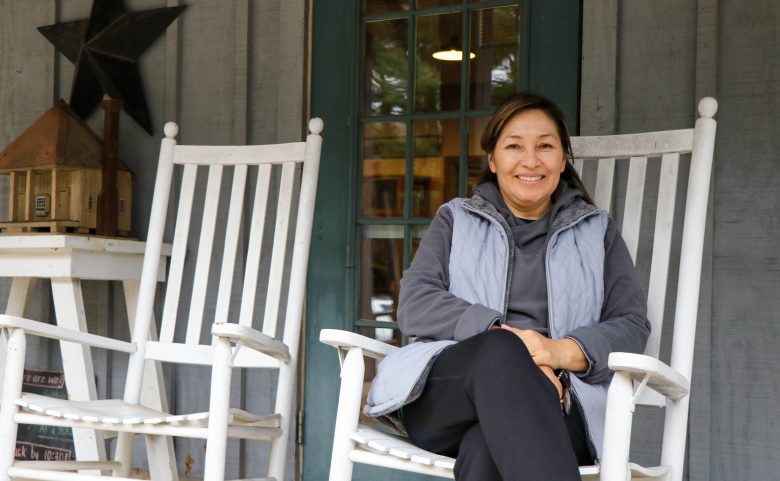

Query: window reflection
[360,225,404,325]
[415,12,463,112]
[413,119,460,216]
[365,19,409,115]
[470,6,520,109]
[468,116,490,195]
[362,122,407,217]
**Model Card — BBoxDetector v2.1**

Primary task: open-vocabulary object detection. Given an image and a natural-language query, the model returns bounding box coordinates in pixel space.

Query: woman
[364,92,650,480]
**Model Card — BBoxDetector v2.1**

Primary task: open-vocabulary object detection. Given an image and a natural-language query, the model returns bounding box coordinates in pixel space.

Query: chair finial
[308,117,324,135]
[697,98,718,119]
[164,122,179,139]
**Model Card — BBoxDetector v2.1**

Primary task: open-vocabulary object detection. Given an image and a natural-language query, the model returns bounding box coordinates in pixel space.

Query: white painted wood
[214,164,249,326]
[322,104,718,481]
[262,162,296,337]
[593,157,616,212]
[144,341,281,369]
[211,323,291,363]
[173,143,306,166]
[122,280,178,481]
[573,158,584,178]
[160,163,198,343]
[570,129,694,158]
[239,164,273,328]
[621,156,648,263]
[49,278,107,466]
[186,165,224,345]
[0,119,323,481]
[644,154,680,360]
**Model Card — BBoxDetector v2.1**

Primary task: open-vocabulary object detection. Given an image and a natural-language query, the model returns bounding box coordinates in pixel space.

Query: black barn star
[38,0,185,135]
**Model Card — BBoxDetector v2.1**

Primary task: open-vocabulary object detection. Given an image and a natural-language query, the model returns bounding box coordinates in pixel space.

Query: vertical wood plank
[579,0,618,135]
[644,153,679,359]
[621,156,647,263]
[239,164,272,327]
[160,163,198,343]
[214,165,248,325]
[262,163,296,337]
[593,157,616,212]
[186,165,223,344]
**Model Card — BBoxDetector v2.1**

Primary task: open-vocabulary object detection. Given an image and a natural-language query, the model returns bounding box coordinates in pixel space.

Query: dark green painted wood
[303,1,582,480]
[527,0,582,133]
[302,0,358,479]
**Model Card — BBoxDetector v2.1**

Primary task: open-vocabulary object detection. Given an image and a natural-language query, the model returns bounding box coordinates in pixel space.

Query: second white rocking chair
[321,98,717,481]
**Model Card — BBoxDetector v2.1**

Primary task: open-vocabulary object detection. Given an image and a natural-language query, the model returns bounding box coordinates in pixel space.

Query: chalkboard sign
[15,369,75,461]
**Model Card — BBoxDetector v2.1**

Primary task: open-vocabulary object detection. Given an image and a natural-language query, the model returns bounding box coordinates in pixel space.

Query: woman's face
[488,109,566,219]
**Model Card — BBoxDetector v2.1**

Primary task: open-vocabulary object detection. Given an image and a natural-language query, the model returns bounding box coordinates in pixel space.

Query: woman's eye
[538,143,553,150]
[506,144,520,150]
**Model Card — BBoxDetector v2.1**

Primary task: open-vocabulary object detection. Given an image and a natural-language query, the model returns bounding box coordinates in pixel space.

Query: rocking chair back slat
[214,164,249,327]
[621,156,648,263]
[644,153,680,361]
[160,163,198,343]
[239,164,273,328]
[185,165,224,344]
[261,162,297,337]
[593,157,616,212]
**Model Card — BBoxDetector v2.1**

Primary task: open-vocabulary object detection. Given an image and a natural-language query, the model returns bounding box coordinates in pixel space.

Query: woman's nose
[519,148,541,167]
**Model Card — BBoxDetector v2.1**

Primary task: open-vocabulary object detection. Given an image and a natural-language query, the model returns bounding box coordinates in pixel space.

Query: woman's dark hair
[477,92,593,204]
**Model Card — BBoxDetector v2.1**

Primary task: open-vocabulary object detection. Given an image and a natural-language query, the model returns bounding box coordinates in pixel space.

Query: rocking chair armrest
[320,328,398,360]
[608,352,690,401]
[211,323,291,363]
[0,315,136,354]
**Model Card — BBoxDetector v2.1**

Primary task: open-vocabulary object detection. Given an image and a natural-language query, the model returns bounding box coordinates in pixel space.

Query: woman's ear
[488,154,496,173]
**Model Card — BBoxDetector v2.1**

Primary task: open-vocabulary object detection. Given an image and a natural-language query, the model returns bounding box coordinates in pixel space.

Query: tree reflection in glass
[365,19,409,116]
[470,6,520,109]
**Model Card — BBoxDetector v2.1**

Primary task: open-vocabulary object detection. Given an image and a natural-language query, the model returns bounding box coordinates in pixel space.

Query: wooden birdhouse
[0,100,133,235]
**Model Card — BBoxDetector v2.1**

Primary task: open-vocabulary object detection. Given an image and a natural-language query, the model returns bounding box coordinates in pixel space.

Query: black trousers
[402,329,593,481]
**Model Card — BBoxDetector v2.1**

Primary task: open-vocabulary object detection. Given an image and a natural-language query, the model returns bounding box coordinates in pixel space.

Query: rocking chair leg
[600,371,634,481]
[0,329,26,481]
[203,338,233,481]
[328,348,365,481]
[114,431,135,477]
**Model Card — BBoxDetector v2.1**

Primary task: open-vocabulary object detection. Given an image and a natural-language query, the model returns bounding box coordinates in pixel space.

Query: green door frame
[304,2,581,480]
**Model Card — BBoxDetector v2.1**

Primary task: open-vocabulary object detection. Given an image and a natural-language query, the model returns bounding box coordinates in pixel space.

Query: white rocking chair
[0,118,324,481]
[321,98,717,481]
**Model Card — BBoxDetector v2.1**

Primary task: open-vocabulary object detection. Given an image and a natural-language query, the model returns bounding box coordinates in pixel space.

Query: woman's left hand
[499,324,588,372]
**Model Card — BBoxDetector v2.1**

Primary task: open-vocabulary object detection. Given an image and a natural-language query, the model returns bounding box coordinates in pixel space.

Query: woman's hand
[538,365,563,400]
[499,324,588,372]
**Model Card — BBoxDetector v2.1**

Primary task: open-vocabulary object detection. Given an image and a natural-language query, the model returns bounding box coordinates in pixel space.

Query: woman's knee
[466,328,534,369]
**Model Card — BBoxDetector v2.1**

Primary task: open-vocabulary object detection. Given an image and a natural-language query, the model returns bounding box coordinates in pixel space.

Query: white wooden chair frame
[0,118,323,481]
[321,98,717,481]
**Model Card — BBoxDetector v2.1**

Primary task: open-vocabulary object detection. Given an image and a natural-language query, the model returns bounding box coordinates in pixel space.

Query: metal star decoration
[38,0,185,135]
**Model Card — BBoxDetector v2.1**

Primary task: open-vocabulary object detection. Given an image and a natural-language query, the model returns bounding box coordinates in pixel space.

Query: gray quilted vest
[447,195,610,459]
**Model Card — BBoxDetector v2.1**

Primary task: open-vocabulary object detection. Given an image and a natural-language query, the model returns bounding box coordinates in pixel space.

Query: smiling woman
[486,109,567,219]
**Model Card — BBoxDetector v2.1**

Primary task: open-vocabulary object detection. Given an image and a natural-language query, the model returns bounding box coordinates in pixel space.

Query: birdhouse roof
[0,100,133,173]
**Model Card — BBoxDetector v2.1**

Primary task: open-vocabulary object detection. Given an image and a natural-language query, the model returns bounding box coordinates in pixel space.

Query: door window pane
[359,225,404,324]
[362,122,407,217]
[413,119,460,216]
[467,116,490,195]
[469,5,520,109]
[365,19,409,115]
[415,12,463,112]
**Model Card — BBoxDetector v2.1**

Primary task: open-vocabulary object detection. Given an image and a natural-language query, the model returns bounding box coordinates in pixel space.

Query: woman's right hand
[538,364,563,400]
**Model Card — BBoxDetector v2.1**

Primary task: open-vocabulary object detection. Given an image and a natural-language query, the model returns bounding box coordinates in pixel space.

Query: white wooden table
[0,234,175,476]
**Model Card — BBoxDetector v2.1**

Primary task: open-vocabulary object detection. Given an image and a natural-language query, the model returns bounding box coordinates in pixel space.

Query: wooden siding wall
[581,1,779,480]
[0,1,307,479]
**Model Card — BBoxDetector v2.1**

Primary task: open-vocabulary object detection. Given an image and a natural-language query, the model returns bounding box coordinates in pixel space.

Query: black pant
[402,329,592,481]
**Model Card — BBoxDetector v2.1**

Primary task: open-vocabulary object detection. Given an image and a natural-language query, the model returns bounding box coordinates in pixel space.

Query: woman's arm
[564,218,651,384]
[397,206,503,341]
